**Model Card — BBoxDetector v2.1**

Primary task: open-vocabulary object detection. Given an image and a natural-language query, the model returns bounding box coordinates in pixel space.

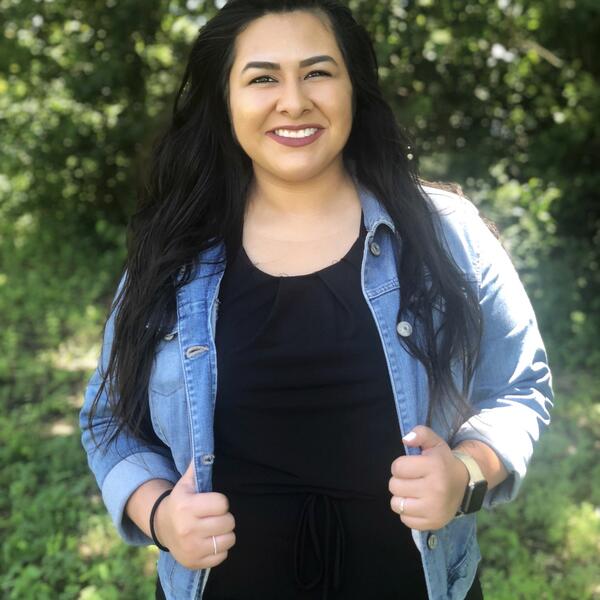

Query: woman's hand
[155,460,237,570]
[388,425,469,531]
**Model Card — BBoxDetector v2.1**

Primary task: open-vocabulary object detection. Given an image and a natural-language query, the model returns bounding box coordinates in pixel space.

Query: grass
[1,324,598,598]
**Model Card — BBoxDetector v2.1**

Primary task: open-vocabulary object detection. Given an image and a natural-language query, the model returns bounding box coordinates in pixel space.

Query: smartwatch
[451,450,488,516]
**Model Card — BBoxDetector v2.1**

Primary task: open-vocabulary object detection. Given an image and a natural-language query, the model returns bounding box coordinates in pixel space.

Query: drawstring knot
[293,493,345,599]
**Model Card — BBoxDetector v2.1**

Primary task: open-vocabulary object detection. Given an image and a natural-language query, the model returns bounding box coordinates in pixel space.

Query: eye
[249,70,331,85]
[250,75,275,85]
[306,70,331,79]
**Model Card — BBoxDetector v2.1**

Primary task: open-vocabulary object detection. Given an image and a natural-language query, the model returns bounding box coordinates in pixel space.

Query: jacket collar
[354,179,396,235]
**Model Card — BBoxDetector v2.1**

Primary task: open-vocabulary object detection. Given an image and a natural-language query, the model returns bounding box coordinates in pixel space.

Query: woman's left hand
[388,425,469,531]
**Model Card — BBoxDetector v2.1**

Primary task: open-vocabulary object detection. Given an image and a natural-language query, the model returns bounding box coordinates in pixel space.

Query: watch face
[465,481,488,513]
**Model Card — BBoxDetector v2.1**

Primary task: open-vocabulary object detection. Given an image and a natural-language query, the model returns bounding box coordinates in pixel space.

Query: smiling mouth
[270,127,322,139]
[266,128,325,147]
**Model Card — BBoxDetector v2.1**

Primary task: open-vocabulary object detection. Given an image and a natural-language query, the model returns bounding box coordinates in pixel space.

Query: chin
[273,158,340,179]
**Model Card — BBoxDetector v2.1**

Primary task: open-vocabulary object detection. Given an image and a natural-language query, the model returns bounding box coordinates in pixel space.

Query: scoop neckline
[241,216,365,280]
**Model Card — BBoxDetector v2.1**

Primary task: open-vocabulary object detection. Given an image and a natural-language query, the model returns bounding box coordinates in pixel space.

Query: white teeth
[274,128,319,138]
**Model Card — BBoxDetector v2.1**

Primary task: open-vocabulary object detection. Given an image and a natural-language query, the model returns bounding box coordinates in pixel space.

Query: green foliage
[0,392,158,599]
[354,0,600,372]
[477,373,600,600]
[466,175,600,371]
[0,0,598,598]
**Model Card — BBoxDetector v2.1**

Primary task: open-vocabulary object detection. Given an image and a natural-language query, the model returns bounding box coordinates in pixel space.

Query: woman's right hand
[154,459,236,570]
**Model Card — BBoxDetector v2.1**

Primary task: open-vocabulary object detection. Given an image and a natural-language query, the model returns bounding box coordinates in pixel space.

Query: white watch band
[451,450,486,484]
[451,450,488,516]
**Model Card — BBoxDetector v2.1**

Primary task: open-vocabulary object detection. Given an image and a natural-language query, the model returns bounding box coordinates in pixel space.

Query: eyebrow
[241,54,338,74]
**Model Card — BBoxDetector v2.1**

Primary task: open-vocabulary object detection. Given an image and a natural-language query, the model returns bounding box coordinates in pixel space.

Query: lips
[266,128,325,147]
[268,124,324,132]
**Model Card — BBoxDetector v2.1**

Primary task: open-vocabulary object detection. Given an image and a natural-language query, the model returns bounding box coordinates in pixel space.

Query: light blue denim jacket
[79,183,553,600]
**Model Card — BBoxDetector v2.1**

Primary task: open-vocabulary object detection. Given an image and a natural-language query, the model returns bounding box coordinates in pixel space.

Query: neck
[246,164,358,223]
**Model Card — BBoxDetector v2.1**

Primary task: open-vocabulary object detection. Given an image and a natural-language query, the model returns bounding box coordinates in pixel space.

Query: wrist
[451,449,489,515]
[150,489,173,551]
[125,479,176,540]
[452,439,509,490]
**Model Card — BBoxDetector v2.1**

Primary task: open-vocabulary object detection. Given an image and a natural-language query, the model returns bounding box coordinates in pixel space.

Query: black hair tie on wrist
[150,489,173,552]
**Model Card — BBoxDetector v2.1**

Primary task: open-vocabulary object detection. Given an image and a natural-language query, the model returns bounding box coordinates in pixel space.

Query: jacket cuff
[451,407,539,509]
[101,451,179,546]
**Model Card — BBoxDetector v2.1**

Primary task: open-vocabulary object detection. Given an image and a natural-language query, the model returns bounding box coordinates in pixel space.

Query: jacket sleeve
[79,271,180,546]
[450,206,554,509]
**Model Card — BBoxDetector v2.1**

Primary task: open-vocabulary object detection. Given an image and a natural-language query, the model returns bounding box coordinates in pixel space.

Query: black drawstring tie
[293,493,345,599]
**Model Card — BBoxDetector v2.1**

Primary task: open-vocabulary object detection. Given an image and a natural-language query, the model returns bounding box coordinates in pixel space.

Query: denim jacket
[79,183,553,600]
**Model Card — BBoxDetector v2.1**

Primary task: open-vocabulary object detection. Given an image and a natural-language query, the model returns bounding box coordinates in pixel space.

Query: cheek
[232,97,268,134]
[320,88,353,120]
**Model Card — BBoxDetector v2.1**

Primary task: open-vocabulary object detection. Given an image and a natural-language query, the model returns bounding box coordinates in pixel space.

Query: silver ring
[212,535,218,555]
[397,496,406,515]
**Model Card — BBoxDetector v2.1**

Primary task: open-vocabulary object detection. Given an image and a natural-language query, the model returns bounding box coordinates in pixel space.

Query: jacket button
[201,454,215,465]
[396,321,413,337]
[369,242,381,256]
[427,533,438,550]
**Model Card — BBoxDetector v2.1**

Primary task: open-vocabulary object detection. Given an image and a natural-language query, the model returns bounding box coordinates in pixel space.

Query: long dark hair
[87,0,484,451]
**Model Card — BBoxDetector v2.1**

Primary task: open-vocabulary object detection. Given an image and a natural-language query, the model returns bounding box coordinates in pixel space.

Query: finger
[194,550,230,570]
[390,455,429,479]
[402,425,446,453]
[398,514,434,531]
[178,459,197,491]
[389,495,429,519]
[388,476,426,499]
[189,492,230,517]
[389,494,410,516]
[206,531,236,555]
[196,513,236,536]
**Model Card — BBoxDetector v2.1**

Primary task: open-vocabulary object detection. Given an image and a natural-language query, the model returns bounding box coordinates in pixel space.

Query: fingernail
[402,431,417,442]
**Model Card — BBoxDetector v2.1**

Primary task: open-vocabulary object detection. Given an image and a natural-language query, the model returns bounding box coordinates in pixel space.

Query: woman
[79,1,553,599]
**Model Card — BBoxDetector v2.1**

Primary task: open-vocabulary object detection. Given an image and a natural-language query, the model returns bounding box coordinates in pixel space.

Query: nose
[276,77,313,116]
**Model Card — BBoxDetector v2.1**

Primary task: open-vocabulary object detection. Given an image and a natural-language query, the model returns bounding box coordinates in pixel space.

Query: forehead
[232,11,338,65]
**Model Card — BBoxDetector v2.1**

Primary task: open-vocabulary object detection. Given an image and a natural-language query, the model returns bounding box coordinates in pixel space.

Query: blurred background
[0,0,598,598]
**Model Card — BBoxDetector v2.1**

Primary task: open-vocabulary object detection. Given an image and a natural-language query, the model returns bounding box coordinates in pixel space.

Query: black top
[176,212,483,600]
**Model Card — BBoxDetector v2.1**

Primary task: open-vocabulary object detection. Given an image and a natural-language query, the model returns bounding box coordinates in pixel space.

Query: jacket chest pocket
[150,330,184,395]
[149,329,186,447]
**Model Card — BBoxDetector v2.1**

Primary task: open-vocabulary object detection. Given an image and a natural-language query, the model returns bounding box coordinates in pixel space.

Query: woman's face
[227,10,354,184]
